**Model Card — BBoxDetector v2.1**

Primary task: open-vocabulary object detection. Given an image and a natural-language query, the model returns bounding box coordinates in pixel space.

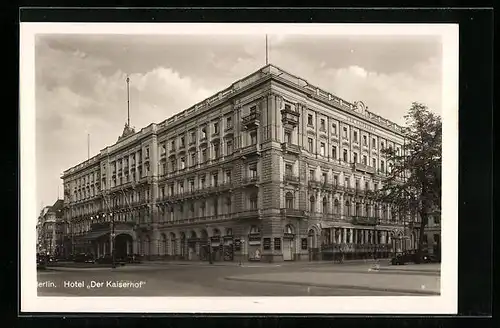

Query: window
[343,126,348,138]
[374,182,378,190]
[372,158,376,168]
[200,201,206,216]
[372,138,376,148]
[202,149,207,162]
[320,119,326,131]
[344,177,350,188]
[274,238,281,251]
[250,132,257,145]
[180,136,185,148]
[333,175,338,186]
[213,143,220,158]
[322,172,328,184]
[146,148,150,158]
[169,184,174,195]
[249,193,258,209]
[191,131,196,143]
[332,123,337,135]
[322,197,328,213]
[334,199,340,214]
[285,164,293,177]
[365,181,369,191]
[285,192,294,209]
[190,203,195,216]
[213,122,219,134]
[212,173,218,187]
[226,139,233,154]
[353,152,358,163]
[308,138,313,152]
[309,169,315,181]
[320,142,325,156]
[225,170,232,183]
[190,153,196,166]
[180,157,186,170]
[355,179,360,190]
[381,160,385,172]
[332,146,337,159]
[309,196,316,212]
[250,105,257,113]
[284,131,291,144]
[213,198,218,215]
[381,141,385,149]
[284,103,291,111]
[363,155,367,165]
[189,179,195,192]
[171,140,176,150]
[200,177,206,189]
[343,149,348,162]
[249,165,258,178]
[355,203,361,216]
[363,135,367,146]
[345,201,351,216]
[201,126,207,139]
[353,131,358,142]
[226,117,232,129]
[307,114,313,126]
[226,197,232,213]
[170,159,176,171]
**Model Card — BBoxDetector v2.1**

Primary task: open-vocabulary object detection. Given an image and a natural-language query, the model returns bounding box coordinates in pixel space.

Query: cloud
[34,34,442,208]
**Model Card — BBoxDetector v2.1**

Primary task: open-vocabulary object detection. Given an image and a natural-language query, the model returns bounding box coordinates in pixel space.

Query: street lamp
[205,224,213,264]
[110,212,116,269]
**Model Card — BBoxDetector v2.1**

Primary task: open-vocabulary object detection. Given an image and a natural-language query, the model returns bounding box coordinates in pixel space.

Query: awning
[83,230,110,240]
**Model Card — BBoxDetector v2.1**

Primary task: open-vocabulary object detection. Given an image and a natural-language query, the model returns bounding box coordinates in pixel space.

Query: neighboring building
[36,200,65,256]
[423,213,441,258]
[61,64,420,262]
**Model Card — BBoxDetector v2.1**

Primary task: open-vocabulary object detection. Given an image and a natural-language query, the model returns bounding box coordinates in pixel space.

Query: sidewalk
[145,258,386,267]
[376,263,441,273]
[225,271,440,295]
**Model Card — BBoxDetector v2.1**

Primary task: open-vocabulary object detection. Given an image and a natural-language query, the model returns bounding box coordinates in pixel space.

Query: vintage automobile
[36,253,47,270]
[73,253,95,263]
[96,254,126,266]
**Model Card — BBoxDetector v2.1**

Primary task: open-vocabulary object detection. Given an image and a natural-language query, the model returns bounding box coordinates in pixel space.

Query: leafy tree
[376,102,442,258]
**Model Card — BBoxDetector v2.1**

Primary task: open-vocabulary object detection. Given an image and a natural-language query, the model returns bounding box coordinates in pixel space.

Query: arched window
[345,201,351,216]
[213,198,218,215]
[200,201,206,216]
[382,205,387,220]
[285,192,294,209]
[365,203,370,217]
[322,197,328,213]
[374,204,379,218]
[334,199,340,214]
[355,203,361,216]
[160,233,167,256]
[309,196,316,212]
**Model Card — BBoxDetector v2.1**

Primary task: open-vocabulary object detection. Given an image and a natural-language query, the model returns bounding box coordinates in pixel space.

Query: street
[36,261,440,297]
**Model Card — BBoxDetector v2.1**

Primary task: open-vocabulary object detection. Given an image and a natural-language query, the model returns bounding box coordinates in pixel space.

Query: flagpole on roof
[265,34,269,65]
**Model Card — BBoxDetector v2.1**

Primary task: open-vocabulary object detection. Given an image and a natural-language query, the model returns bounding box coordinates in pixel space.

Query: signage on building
[351,217,377,226]
[248,233,261,241]
[283,233,295,239]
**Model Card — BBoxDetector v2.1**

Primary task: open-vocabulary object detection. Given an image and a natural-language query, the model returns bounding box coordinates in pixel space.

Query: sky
[35,33,442,209]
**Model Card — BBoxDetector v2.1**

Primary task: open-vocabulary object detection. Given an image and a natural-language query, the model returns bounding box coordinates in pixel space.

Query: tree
[376,102,442,258]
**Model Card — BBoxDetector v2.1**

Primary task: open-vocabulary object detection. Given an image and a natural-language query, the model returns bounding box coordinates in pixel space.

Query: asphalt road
[36,262,420,297]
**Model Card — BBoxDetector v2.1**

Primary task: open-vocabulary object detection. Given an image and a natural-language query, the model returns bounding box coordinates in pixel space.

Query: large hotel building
[61,64,420,262]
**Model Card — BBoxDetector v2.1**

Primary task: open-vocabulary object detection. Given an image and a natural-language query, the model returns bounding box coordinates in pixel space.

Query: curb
[224,276,440,296]
[377,268,440,274]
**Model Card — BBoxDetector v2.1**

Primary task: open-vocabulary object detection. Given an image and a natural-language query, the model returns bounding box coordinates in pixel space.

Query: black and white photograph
[20,23,458,313]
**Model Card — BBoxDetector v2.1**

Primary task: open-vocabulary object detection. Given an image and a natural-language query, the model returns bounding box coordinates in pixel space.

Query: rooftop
[62,64,405,177]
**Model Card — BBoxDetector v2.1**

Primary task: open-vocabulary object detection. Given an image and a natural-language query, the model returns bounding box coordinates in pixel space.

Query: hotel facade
[61,64,421,262]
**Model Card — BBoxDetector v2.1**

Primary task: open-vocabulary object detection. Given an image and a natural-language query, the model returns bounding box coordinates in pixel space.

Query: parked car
[391,251,415,265]
[126,254,143,264]
[96,254,126,266]
[73,253,95,263]
[36,253,47,270]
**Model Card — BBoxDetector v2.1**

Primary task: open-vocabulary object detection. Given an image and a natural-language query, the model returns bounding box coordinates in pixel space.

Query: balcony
[281,142,300,155]
[351,216,379,226]
[284,174,300,185]
[352,162,376,174]
[280,208,306,218]
[240,144,260,158]
[280,108,300,128]
[242,176,259,186]
[238,209,261,219]
[308,180,322,189]
[242,111,261,129]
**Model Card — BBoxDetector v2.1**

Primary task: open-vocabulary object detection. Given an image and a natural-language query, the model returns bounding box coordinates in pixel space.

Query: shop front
[282,225,295,261]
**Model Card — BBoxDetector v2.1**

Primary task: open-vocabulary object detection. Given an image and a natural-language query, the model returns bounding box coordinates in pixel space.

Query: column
[381,231,386,244]
[349,228,354,243]
[342,228,347,243]
[337,228,342,243]
[353,228,357,244]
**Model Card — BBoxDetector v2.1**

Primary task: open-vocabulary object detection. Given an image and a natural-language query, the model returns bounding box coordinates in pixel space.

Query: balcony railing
[242,176,259,186]
[308,180,322,189]
[352,162,376,174]
[240,144,260,158]
[281,142,300,155]
[280,108,300,127]
[242,111,261,129]
[284,174,300,184]
[280,208,306,218]
[237,209,261,219]
[351,216,379,226]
